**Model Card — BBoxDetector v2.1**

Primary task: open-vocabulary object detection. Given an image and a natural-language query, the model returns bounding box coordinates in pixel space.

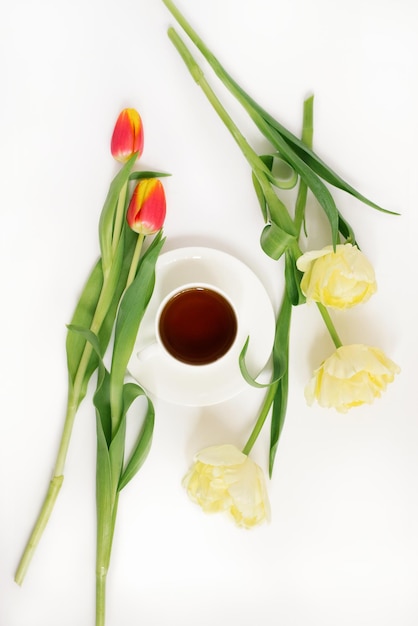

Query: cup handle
[136,341,161,362]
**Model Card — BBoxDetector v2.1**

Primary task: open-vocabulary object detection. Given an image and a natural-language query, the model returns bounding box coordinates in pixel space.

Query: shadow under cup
[157,285,238,366]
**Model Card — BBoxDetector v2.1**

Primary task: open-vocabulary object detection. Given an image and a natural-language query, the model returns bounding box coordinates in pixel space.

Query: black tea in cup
[158,287,237,365]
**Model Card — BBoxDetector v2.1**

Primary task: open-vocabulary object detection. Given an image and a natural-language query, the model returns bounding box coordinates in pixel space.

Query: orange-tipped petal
[126,179,166,235]
[111,108,144,163]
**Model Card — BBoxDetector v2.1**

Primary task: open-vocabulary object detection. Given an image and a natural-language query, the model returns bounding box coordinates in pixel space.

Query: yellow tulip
[296,243,377,309]
[182,444,270,529]
[305,344,400,413]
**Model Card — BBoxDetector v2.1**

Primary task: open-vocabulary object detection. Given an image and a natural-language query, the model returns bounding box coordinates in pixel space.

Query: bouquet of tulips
[163,0,400,529]
[15,4,401,625]
[15,108,168,626]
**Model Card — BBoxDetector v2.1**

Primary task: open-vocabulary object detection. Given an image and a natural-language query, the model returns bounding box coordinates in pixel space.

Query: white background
[1,0,417,625]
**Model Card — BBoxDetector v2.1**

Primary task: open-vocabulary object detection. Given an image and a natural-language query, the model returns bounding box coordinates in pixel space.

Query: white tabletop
[1,1,417,625]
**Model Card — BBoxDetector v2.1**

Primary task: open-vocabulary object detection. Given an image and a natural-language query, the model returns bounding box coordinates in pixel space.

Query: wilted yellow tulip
[305,344,400,413]
[296,243,377,309]
[182,444,270,529]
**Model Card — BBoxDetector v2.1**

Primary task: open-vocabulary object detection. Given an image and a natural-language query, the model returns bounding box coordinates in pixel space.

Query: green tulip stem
[95,494,119,626]
[15,231,125,586]
[317,303,343,348]
[15,307,103,585]
[294,96,314,236]
[95,570,107,626]
[13,476,63,586]
[242,381,279,456]
[111,180,128,257]
[242,97,314,462]
[14,367,92,584]
[167,27,296,237]
[125,233,145,289]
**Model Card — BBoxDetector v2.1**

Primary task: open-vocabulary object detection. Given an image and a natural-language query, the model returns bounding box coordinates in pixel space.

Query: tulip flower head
[126,178,166,235]
[296,243,377,309]
[111,108,144,162]
[305,344,400,413]
[182,444,270,529]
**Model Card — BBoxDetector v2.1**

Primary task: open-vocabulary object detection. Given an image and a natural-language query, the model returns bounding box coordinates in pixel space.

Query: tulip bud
[126,179,166,235]
[111,108,144,162]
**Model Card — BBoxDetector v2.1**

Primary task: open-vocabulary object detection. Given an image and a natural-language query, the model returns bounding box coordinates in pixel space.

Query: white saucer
[127,246,276,406]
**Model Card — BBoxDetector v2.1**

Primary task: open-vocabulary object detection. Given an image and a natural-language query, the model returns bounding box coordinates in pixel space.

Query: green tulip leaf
[338,210,358,245]
[65,260,103,402]
[95,410,114,570]
[65,220,138,409]
[261,153,298,190]
[163,1,396,216]
[129,170,171,181]
[251,171,269,222]
[284,249,306,306]
[109,232,165,430]
[239,338,274,389]
[260,222,296,260]
[269,291,292,476]
[99,154,137,271]
[118,383,155,492]
[69,320,155,495]
[269,372,289,477]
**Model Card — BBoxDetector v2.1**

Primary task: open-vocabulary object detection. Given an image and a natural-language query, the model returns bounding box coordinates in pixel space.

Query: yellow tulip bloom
[183,444,270,529]
[297,243,377,309]
[305,344,400,413]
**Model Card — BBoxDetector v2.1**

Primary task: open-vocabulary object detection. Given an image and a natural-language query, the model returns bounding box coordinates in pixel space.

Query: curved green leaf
[269,371,289,477]
[269,291,292,476]
[260,153,298,190]
[251,171,269,222]
[65,222,138,408]
[99,154,137,270]
[260,222,296,260]
[163,2,395,216]
[129,170,171,181]
[95,411,113,570]
[65,260,103,397]
[109,232,165,430]
[338,210,358,245]
[284,249,305,306]
[118,383,155,492]
[239,338,272,389]
[256,122,340,247]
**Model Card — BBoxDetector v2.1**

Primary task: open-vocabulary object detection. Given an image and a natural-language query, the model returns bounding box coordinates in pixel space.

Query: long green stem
[241,100,313,461]
[96,493,119,626]
[14,225,129,585]
[111,181,128,257]
[125,233,144,289]
[96,569,107,626]
[294,96,314,236]
[14,476,63,585]
[54,263,121,473]
[316,303,343,348]
[14,285,110,584]
[242,381,279,455]
[164,6,337,241]
[167,27,296,238]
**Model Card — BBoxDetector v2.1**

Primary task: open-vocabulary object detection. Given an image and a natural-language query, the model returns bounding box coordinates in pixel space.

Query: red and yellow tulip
[126,178,166,235]
[111,108,144,162]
